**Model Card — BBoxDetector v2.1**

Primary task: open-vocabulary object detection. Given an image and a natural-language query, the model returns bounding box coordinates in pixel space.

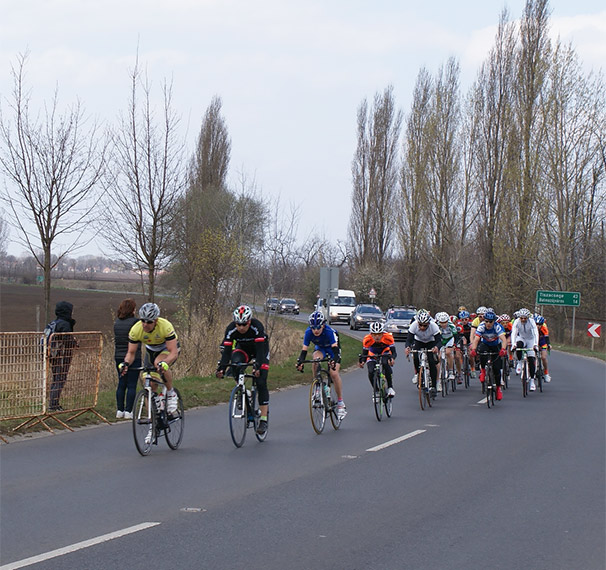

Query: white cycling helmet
[369,321,384,334]
[435,311,450,323]
[233,305,253,324]
[139,302,160,321]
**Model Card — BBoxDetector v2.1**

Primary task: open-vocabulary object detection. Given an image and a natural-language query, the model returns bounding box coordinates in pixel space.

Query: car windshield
[282,299,296,304]
[360,305,382,314]
[388,310,415,320]
[333,297,356,307]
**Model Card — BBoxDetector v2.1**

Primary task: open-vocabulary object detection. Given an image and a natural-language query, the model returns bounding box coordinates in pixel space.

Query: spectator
[114,299,141,419]
[48,301,77,412]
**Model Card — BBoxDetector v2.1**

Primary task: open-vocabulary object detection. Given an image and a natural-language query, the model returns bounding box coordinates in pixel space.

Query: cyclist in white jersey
[511,308,539,391]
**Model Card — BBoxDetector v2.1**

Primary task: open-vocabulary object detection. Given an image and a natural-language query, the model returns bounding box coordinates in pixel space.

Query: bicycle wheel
[441,361,447,397]
[328,377,341,430]
[425,367,433,408]
[536,358,543,392]
[383,376,393,418]
[501,357,509,389]
[418,368,425,411]
[165,388,185,450]
[463,354,470,388]
[522,361,528,398]
[309,378,326,434]
[253,390,268,442]
[373,370,383,421]
[133,389,156,456]
[229,384,247,448]
[486,366,494,408]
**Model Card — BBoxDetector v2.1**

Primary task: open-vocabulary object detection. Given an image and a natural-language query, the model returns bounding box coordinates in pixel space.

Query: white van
[327,289,357,324]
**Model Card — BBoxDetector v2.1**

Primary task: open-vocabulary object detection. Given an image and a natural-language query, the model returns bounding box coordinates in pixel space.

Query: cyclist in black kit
[216,305,270,435]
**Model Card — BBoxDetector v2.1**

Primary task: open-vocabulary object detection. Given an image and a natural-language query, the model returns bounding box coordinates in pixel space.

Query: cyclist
[405,309,440,394]
[511,308,539,391]
[469,310,507,400]
[120,303,180,414]
[296,311,347,419]
[455,309,473,381]
[216,305,271,435]
[359,321,397,397]
[534,314,552,383]
[435,311,458,384]
[497,313,514,367]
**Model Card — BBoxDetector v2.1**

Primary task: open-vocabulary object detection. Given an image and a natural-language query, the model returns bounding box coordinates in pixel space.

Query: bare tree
[0,210,9,258]
[0,53,106,321]
[349,86,402,267]
[99,62,186,301]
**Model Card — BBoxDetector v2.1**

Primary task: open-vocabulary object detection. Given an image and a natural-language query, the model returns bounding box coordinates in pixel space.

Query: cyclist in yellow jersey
[119,303,180,413]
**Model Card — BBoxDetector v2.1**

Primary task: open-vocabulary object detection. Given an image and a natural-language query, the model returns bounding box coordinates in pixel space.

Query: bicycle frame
[367,354,393,421]
[517,347,536,398]
[227,360,266,447]
[410,348,434,411]
[301,357,341,434]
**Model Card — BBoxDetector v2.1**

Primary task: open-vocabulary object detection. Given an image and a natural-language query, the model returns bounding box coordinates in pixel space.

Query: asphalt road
[1,344,604,570]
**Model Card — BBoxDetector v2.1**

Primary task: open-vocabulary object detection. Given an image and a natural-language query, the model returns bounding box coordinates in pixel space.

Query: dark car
[383,307,417,341]
[265,297,279,311]
[277,298,300,314]
[349,304,384,330]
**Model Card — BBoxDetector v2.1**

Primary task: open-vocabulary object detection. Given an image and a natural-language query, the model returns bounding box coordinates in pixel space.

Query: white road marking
[477,398,487,404]
[366,429,426,452]
[0,522,160,570]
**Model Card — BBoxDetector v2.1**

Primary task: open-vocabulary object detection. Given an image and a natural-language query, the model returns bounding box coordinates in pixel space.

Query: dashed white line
[0,522,160,570]
[366,429,426,452]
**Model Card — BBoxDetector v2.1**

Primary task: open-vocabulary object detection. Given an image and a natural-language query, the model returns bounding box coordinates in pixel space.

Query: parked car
[349,304,384,330]
[278,298,300,314]
[265,297,280,311]
[383,306,417,341]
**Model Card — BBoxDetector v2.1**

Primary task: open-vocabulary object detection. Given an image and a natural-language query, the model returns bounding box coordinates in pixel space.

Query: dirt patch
[0,282,179,334]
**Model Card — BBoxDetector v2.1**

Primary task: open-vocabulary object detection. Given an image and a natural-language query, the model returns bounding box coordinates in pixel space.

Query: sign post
[535,290,581,343]
[369,288,376,301]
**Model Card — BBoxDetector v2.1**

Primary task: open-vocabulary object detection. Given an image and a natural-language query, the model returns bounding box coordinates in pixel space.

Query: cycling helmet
[518,308,531,318]
[535,314,545,325]
[483,310,496,321]
[416,310,431,325]
[308,311,326,328]
[498,313,510,323]
[457,306,467,314]
[476,306,487,315]
[435,311,450,323]
[233,305,253,324]
[486,307,494,314]
[139,302,160,321]
[458,310,470,319]
[369,321,384,334]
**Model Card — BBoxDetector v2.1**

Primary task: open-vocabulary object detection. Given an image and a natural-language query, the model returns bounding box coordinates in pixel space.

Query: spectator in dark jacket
[48,301,77,411]
[114,299,141,419]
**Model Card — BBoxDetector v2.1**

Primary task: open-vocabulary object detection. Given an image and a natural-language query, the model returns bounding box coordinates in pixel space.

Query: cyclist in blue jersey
[296,311,346,419]
[469,310,507,400]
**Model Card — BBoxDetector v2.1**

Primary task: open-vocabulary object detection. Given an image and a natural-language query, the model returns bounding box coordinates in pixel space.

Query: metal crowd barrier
[0,331,107,440]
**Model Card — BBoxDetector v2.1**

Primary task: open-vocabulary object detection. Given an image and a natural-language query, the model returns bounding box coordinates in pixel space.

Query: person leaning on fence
[48,301,77,412]
[114,299,141,420]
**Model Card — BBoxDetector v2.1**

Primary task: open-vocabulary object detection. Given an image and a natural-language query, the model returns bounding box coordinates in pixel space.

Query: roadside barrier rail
[0,331,107,440]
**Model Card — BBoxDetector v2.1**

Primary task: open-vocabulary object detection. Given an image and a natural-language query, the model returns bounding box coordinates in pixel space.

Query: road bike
[478,350,498,409]
[227,357,267,448]
[439,346,449,397]
[300,357,342,434]
[501,354,511,390]
[535,350,545,392]
[132,366,184,456]
[365,354,393,421]
[410,348,435,411]
[457,340,471,389]
[517,347,536,398]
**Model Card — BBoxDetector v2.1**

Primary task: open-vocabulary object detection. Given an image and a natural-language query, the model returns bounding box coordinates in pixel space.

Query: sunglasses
[484,319,494,323]
[142,319,155,324]
[311,325,323,331]
[235,322,250,327]
[418,323,429,328]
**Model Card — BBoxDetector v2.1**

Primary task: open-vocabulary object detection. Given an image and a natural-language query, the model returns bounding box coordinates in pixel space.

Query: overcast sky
[1,0,605,258]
